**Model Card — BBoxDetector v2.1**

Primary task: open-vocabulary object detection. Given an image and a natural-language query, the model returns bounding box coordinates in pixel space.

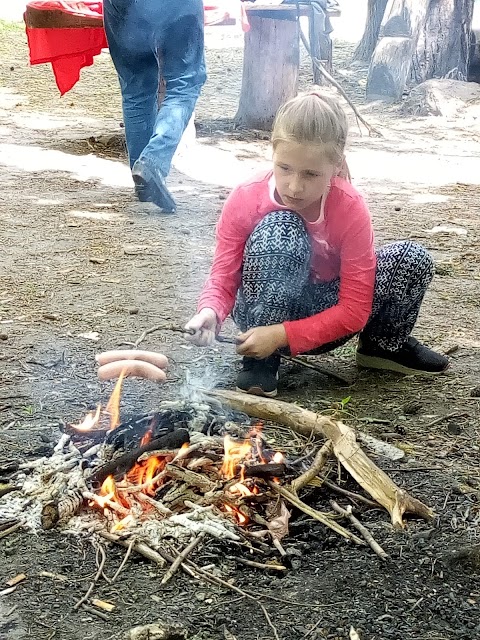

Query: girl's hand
[236,324,288,359]
[184,308,218,347]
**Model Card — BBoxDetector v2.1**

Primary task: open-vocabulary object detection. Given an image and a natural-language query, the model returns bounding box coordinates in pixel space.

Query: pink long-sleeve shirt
[198,170,376,356]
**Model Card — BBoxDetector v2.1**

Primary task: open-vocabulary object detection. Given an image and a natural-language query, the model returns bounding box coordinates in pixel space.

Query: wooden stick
[130,322,349,384]
[111,537,136,583]
[89,429,189,486]
[81,603,110,621]
[0,521,23,539]
[330,501,389,560]
[227,556,287,572]
[267,481,364,545]
[184,560,281,640]
[278,354,351,385]
[205,390,434,529]
[161,532,205,585]
[99,531,170,570]
[74,542,107,610]
[423,411,469,429]
[290,441,333,494]
[101,530,279,639]
[317,478,379,509]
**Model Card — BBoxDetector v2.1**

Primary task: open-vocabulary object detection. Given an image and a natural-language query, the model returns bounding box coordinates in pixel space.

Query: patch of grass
[0,20,24,32]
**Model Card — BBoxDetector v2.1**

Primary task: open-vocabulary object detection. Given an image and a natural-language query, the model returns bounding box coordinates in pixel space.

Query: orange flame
[71,404,101,431]
[221,435,252,479]
[104,370,125,431]
[111,514,135,532]
[126,456,166,496]
[224,503,248,525]
[140,429,153,447]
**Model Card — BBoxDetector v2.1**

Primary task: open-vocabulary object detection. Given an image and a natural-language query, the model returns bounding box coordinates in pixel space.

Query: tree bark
[353,0,389,63]
[235,14,299,130]
[366,0,431,102]
[412,0,474,83]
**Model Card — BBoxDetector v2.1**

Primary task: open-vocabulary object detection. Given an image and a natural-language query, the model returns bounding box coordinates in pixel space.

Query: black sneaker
[356,336,449,376]
[236,356,280,397]
[132,159,176,213]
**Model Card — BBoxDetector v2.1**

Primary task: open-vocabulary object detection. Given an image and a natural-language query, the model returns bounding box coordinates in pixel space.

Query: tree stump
[366,0,430,102]
[412,0,475,84]
[235,13,299,130]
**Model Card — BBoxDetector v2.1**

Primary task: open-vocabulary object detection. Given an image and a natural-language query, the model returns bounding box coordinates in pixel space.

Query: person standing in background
[104,0,206,213]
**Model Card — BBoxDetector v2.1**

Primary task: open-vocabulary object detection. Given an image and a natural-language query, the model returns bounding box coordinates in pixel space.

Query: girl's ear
[336,155,351,182]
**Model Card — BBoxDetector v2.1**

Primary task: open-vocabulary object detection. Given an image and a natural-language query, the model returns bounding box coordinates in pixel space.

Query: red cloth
[25,0,236,95]
[197,170,377,356]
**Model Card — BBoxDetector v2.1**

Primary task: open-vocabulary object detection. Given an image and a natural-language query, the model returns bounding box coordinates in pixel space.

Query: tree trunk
[366,0,431,102]
[235,14,299,130]
[309,8,333,84]
[353,0,389,63]
[412,0,474,83]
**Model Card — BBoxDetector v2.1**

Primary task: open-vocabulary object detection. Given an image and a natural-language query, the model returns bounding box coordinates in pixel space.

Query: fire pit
[0,379,435,628]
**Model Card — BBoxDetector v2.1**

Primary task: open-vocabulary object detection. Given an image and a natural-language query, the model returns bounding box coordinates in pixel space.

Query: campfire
[0,380,436,625]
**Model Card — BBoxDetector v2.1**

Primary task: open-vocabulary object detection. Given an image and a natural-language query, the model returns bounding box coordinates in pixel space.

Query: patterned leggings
[232,210,434,353]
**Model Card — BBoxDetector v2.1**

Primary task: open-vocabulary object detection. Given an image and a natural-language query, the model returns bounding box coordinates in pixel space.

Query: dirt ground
[0,17,480,640]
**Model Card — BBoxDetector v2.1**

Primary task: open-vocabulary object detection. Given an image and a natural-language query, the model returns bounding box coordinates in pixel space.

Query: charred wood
[89,429,190,487]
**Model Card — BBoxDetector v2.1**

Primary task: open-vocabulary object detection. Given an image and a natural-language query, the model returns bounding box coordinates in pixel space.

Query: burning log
[163,464,218,493]
[89,429,190,486]
[243,463,286,481]
[41,490,84,530]
[204,390,434,528]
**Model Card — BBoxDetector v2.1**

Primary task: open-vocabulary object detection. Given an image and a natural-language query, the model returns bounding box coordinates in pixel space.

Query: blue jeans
[103,0,206,175]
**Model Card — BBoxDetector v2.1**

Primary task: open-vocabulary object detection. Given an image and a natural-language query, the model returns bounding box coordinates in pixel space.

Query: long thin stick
[99,531,170,571]
[81,604,109,621]
[330,500,388,560]
[74,542,107,610]
[101,531,279,640]
[227,556,287,572]
[317,477,379,509]
[161,532,205,585]
[0,521,23,539]
[290,441,333,494]
[267,481,365,545]
[111,537,136,583]
[184,560,281,640]
[128,322,350,384]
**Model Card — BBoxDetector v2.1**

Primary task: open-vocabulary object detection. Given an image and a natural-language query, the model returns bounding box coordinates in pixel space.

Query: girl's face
[273,141,338,212]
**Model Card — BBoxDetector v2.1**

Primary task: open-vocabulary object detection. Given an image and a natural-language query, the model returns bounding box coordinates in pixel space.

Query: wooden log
[41,490,84,529]
[244,463,286,480]
[89,429,189,487]
[235,13,299,130]
[366,0,430,102]
[204,389,434,529]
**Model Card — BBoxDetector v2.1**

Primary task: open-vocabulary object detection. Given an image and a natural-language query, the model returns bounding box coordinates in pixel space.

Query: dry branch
[204,390,434,528]
[330,500,388,560]
[74,542,107,610]
[290,440,333,494]
[267,481,364,545]
[161,532,205,585]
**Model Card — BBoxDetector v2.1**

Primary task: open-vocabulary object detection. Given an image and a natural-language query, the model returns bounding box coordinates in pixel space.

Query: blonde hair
[272,90,348,165]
